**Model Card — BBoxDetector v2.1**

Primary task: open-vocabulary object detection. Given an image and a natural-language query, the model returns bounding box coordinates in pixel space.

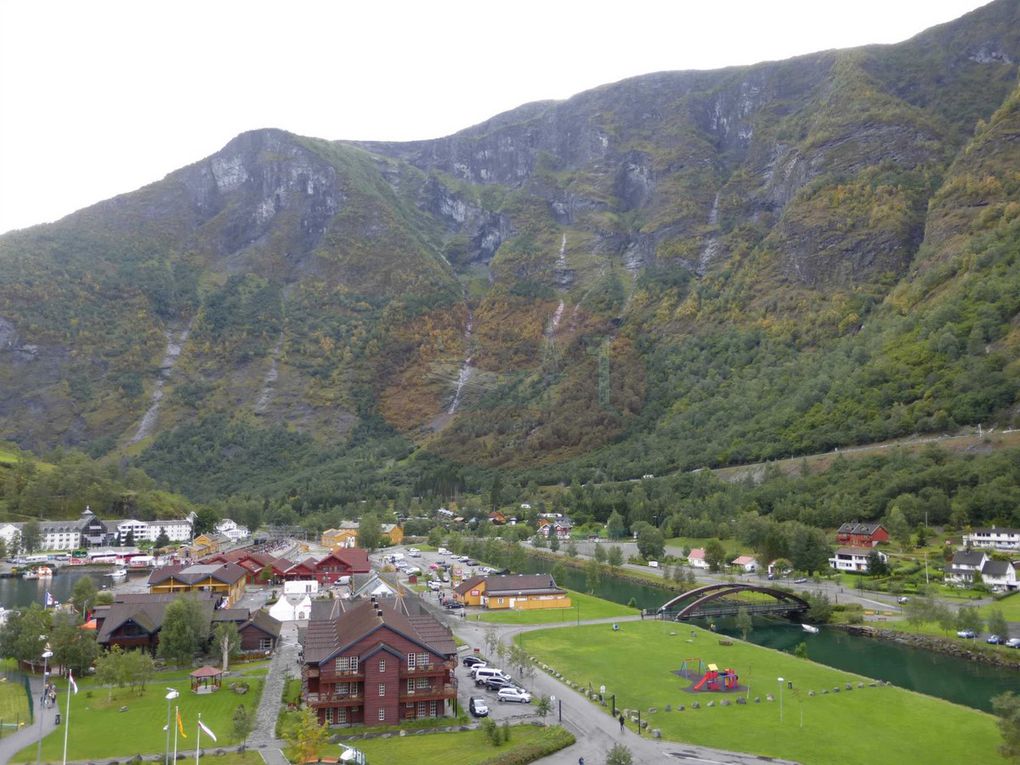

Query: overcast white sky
[0,0,990,235]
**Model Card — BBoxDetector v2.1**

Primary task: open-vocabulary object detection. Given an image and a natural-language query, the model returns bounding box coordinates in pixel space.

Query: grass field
[981,592,1020,621]
[476,589,638,625]
[349,724,570,764]
[0,676,30,730]
[14,670,263,762]
[518,622,1005,765]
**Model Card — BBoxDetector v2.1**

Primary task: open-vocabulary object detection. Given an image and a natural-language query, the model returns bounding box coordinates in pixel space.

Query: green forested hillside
[1,1,1020,519]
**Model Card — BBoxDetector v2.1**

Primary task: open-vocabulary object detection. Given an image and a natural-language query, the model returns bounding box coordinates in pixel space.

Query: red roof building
[283,549,370,585]
[836,522,889,548]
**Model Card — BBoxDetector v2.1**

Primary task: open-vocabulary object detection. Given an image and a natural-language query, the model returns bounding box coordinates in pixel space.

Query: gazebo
[190,665,223,694]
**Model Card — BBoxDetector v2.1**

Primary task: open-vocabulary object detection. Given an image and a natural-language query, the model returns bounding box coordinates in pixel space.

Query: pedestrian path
[0,675,57,765]
[249,621,301,746]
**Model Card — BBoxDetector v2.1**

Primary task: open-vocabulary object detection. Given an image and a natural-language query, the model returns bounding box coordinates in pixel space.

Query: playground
[674,658,745,693]
[517,621,1006,765]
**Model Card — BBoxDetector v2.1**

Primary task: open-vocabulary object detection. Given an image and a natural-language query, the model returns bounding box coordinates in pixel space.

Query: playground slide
[692,673,711,691]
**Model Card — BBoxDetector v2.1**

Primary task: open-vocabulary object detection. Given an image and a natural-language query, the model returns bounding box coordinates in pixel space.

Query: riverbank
[839,624,1020,670]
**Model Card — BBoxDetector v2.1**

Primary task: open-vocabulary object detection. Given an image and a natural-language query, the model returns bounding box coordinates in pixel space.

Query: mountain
[1,0,1019,504]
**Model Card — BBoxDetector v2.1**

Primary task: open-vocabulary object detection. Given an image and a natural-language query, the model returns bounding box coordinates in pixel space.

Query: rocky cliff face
[2,1,1020,482]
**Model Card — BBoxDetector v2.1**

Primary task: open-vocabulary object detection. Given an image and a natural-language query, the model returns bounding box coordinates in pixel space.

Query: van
[473,667,512,684]
[427,580,441,591]
[648,560,659,568]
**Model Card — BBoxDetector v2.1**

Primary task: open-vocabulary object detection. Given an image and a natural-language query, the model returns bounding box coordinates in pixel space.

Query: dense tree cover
[157,598,209,667]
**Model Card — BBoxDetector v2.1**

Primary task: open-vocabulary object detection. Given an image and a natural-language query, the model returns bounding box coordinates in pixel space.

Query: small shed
[190,665,223,694]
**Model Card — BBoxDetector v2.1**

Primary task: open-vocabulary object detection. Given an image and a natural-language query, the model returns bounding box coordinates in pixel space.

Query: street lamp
[777,677,784,723]
[165,688,180,765]
[36,641,53,765]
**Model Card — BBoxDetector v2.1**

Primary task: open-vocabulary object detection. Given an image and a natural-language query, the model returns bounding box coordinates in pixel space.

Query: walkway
[249,621,301,747]
[0,674,58,765]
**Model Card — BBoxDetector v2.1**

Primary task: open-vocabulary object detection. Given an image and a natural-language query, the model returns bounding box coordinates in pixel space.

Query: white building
[981,560,1019,592]
[688,548,708,569]
[215,518,250,542]
[269,592,313,622]
[731,555,758,573]
[115,518,192,545]
[828,547,887,573]
[0,523,20,550]
[963,527,1020,551]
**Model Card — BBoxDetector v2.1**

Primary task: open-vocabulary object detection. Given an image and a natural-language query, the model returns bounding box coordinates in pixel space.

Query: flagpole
[173,705,179,764]
[195,713,201,765]
[61,672,72,765]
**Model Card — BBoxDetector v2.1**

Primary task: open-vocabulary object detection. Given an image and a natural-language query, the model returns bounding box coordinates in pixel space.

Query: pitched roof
[688,548,705,560]
[833,547,880,557]
[951,550,988,567]
[317,548,370,572]
[148,562,247,586]
[982,559,1013,578]
[836,522,886,536]
[483,574,564,595]
[731,556,757,565]
[247,609,283,638]
[97,595,216,643]
[453,575,485,596]
[303,598,454,664]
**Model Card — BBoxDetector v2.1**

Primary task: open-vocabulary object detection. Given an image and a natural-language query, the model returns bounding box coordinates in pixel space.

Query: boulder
[766,694,774,702]
[706,700,714,708]
[720,699,730,707]
[691,702,700,709]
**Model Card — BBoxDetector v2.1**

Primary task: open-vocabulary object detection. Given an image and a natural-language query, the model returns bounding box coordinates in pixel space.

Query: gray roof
[837,522,885,535]
[483,574,565,596]
[951,550,988,567]
[982,560,1013,578]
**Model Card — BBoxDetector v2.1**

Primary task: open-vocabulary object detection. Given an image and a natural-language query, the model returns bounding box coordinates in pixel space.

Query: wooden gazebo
[190,665,223,694]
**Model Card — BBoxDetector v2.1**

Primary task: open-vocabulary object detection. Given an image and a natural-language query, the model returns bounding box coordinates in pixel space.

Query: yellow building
[381,523,403,545]
[148,563,247,606]
[454,574,570,610]
[321,524,359,548]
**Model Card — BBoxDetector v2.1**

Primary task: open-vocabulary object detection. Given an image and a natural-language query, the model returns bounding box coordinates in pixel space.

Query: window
[406,679,414,693]
[324,708,333,724]
[417,702,426,717]
[378,709,386,722]
[429,700,437,717]
[335,656,359,673]
[378,683,385,697]
[407,652,415,669]
[337,708,347,724]
[259,638,272,651]
[336,682,350,696]
[417,652,428,667]
[378,659,386,672]
[416,677,429,689]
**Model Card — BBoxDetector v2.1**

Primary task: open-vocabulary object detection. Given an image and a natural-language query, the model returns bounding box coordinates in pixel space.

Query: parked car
[986,634,1006,645]
[793,578,808,584]
[445,600,464,610]
[1006,638,1020,648]
[497,687,532,703]
[462,655,486,668]
[897,597,910,604]
[427,580,441,591]
[437,547,450,555]
[480,676,516,691]
[469,697,489,717]
[956,629,976,639]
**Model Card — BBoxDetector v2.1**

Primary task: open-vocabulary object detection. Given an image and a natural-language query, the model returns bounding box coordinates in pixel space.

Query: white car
[438,547,450,555]
[497,687,532,703]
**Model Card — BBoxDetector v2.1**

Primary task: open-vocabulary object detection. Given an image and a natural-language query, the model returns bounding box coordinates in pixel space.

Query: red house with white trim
[836,522,889,548]
[284,549,370,585]
[301,597,457,726]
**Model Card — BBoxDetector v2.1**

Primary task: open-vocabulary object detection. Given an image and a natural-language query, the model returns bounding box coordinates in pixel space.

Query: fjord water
[0,568,107,609]
[518,553,1019,712]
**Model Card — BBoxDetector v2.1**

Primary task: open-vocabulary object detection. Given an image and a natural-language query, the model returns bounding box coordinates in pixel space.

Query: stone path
[249,621,301,746]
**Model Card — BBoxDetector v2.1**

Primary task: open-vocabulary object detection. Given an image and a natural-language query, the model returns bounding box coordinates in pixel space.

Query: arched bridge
[657,583,810,621]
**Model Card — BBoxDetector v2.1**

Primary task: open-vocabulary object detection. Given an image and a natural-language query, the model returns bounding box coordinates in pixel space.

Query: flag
[45,591,55,607]
[68,670,78,694]
[198,719,217,742]
[177,709,187,738]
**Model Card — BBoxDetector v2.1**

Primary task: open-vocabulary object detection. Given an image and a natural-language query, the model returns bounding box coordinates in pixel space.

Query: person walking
[619,713,625,733]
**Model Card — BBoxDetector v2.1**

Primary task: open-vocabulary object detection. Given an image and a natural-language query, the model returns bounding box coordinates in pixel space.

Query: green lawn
[665,536,753,557]
[476,589,637,625]
[348,724,571,764]
[981,592,1020,621]
[14,670,263,762]
[518,622,1005,765]
[0,675,30,729]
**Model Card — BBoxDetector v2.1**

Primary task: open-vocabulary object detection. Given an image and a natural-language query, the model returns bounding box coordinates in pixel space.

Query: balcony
[305,691,364,707]
[399,683,457,702]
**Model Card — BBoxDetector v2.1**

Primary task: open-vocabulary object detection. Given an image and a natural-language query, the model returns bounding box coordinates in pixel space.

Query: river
[518,552,1019,713]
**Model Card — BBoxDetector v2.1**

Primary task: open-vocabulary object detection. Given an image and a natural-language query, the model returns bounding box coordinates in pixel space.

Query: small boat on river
[801,623,820,634]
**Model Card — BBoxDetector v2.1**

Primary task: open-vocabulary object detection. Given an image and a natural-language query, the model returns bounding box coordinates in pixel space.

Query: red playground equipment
[692,663,739,691]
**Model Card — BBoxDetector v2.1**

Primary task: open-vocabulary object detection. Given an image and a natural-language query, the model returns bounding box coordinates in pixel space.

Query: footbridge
[656,583,810,621]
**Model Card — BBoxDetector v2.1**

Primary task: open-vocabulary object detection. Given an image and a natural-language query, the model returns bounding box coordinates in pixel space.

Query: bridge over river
[656,582,810,621]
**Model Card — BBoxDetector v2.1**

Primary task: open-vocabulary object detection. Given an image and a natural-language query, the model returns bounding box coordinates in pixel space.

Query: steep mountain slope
[2,0,1020,504]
